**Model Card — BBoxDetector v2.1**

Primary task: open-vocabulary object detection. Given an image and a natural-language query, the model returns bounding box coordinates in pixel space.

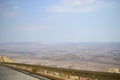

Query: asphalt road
[0,65,50,80]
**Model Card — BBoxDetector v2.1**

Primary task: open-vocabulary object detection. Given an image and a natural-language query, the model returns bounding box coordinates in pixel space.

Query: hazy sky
[0,0,120,43]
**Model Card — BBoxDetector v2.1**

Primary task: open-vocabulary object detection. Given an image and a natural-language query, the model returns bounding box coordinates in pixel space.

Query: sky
[0,0,120,43]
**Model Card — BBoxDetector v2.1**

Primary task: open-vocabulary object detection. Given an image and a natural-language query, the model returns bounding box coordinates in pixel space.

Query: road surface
[0,65,50,80]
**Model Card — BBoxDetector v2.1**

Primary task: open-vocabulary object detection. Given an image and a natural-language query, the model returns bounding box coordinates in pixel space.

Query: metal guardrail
[1,62,120,80]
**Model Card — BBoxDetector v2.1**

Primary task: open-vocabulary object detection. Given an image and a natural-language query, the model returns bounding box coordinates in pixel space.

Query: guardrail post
[78,76,81,80]
[59,72,62,78]
[67,74,71,80]
[44,69,48,74]
[52,71,55,76]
